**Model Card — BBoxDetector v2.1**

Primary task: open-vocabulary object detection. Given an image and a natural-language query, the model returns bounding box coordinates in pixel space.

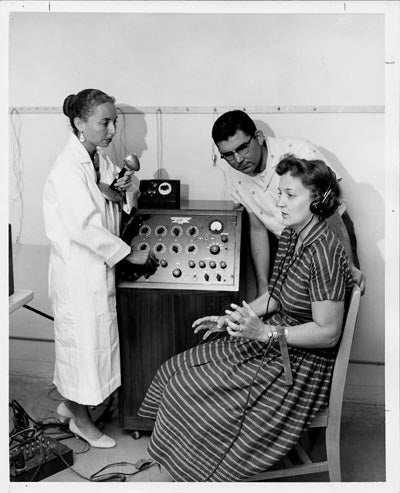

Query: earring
[79,131,86,143]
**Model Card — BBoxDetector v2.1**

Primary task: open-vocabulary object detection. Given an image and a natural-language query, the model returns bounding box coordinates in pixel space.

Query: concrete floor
[8,374,386,484]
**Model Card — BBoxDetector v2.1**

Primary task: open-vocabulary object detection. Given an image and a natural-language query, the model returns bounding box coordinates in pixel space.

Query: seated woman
[138,155,354,481]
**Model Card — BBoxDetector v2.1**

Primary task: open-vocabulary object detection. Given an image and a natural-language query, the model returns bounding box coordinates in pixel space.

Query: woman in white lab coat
[43,89,153,448]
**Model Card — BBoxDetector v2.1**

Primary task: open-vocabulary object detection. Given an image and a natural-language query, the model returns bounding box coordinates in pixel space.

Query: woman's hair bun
[62,94,77,118]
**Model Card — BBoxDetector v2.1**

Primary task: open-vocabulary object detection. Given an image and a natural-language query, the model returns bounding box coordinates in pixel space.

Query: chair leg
[326,427,341,481]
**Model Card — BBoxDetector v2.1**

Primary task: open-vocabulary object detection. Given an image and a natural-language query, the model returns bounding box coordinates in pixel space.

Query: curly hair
[276,154,341,218]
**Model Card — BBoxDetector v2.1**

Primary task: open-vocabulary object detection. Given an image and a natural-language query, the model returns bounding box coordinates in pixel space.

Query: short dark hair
[276,154,341,218]
[62,89,115,135]
[212,110,257,144]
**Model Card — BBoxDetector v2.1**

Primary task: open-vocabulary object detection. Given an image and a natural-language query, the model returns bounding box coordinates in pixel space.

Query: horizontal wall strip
[9,105,385,115]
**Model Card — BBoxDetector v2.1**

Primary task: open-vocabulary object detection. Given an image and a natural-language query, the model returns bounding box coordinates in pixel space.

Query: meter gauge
[209,220,223,234]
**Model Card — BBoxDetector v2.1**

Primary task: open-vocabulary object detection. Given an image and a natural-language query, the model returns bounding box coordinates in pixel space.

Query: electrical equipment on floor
[117,201,247,433]
[9,434,73,482]
[118,200,242,291]
[138,179,180,209]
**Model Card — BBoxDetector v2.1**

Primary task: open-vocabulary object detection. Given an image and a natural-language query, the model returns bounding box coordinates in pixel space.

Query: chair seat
[309,407,328,428]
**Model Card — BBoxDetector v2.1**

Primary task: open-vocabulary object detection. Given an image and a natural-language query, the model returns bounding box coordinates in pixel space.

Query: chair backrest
[327,285,361,427]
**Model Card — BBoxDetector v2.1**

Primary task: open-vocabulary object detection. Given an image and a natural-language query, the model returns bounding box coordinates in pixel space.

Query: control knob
[210,244,220,255]
[172,268,182,278]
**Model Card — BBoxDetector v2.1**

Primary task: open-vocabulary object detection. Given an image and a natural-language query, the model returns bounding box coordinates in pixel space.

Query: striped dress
[138,221,353,481]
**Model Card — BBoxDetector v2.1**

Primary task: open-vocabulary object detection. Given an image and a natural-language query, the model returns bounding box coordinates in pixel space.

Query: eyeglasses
[219,135,254,161]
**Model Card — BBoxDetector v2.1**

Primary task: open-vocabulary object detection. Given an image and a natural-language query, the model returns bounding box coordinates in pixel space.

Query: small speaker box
[138,179,180,209]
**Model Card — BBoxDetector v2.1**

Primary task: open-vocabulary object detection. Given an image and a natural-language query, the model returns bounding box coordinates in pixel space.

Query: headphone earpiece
[309,167,335,215]
[309,188,332,215]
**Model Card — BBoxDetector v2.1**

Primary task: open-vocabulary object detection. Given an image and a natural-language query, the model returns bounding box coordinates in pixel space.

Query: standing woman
[43,89,152,448]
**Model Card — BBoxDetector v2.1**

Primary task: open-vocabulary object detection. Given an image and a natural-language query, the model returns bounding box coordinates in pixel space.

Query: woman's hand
[192,315,231,341]
[126,250,158,266]
[225,301,268,341]
[114,170,133,192]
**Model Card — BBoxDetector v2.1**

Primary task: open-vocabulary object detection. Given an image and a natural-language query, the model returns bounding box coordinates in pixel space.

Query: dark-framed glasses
[219,135,254,161]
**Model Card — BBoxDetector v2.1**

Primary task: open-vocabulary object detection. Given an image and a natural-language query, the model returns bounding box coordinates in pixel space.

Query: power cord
[49,447,159,482]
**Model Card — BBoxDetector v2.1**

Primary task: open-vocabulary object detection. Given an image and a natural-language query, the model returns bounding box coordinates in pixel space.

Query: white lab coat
[43,133,131,405]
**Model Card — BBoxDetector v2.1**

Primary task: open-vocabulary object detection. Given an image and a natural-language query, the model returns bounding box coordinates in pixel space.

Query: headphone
[309,167,336,216]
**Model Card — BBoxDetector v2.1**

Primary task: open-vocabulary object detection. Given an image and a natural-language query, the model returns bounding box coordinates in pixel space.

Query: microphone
[110,154,140,191]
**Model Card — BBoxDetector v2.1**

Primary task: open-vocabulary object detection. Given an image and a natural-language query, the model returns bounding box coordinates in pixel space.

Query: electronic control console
[118,201,244,291]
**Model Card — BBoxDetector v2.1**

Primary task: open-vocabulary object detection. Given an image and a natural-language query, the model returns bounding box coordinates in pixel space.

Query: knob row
[160,260,227,269]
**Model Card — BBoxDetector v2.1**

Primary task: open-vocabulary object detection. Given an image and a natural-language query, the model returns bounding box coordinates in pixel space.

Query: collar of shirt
[295,220,329,248]
[66,132,93,165]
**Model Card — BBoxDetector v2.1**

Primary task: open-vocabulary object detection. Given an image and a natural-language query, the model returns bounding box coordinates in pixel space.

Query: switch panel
[118,201,244,291]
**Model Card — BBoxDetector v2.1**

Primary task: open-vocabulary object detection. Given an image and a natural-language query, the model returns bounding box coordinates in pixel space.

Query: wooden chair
[247,285,361,483]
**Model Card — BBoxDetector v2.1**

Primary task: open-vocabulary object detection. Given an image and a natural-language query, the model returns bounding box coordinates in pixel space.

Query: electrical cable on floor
[48,447,159,482]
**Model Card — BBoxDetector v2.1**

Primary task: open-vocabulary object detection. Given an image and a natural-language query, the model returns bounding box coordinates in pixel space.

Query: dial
[172,268,182,278]
[210,244,220,255]
[155,225,167,236]
[137,242,150,252]
[169,243,182,254]
[186,226,199,237]
[154,243,166,254]
[139,225,151,236]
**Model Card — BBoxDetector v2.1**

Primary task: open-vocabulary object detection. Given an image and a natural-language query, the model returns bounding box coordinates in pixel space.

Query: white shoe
[56,402,75,423]
[69,419,117,448]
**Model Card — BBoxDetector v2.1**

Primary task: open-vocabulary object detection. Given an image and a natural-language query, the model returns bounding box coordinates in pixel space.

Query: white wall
[8,11,386,401]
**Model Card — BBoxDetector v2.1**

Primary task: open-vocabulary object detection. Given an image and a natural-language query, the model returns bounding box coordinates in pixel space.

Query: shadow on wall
[319,146,384,270]
[109,105,148,191]
[251,117,383,278]
[253,119,276,139]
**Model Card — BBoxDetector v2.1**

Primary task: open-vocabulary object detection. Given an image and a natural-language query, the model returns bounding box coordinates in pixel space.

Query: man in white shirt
[212,110,365,296]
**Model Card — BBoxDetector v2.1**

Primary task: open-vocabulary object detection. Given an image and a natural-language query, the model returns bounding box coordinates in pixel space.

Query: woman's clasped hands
[225,301,268,341]
[193,301,270,342]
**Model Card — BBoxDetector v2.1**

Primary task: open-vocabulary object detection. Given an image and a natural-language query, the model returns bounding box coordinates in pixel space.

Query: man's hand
[351,264,366,295]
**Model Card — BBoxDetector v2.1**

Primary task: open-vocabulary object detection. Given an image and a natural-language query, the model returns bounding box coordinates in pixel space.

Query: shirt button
[260,211,263,215]
[238,181,241,185]
[252,191,255,195]
[271,154,274,158]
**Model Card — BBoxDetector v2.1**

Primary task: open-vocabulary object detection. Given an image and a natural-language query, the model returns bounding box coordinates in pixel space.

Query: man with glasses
[212,109,364,296]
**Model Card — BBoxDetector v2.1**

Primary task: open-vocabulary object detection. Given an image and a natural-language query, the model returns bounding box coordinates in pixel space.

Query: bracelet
[263,324,288,342]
